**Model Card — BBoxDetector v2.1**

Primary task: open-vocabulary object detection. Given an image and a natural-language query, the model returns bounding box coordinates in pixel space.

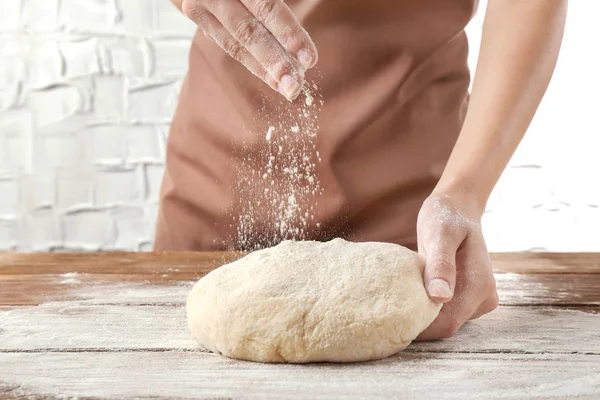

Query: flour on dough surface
[187,238,441,363]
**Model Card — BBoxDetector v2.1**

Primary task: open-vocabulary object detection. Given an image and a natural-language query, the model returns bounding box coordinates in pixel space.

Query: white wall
[468,1,600,251]
[0,0,196,251]
[0,0,598,252]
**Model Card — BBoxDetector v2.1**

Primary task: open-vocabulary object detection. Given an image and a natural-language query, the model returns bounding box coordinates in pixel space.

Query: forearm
[436,0,567,212]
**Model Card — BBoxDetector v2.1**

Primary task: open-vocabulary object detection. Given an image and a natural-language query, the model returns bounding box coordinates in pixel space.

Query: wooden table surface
[1,251,599,399]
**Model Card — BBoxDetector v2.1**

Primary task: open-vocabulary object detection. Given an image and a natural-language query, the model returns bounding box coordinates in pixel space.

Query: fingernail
[297,48,313,70]
[428,279,452,299]
[278,74,301,100]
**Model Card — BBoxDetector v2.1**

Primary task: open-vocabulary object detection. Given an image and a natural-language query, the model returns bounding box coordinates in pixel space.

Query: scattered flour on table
[2,279,600,399]
[60,272,81,284]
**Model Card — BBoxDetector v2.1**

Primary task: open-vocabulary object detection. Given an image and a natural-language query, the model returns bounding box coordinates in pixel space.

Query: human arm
[417,0,568,339]
[169,0,318,100]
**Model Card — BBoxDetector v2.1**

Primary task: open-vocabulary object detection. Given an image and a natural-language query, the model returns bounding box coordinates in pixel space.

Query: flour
[305,93,314,106]
[2,352,599,400]
[60,272,81,284]
[418,194,482,259]
[265,126,275,142]
[60,278,81,284]
[2,279,600,399]
[65,281,192,305]
[431,195,478,231]
[234,82,324,250]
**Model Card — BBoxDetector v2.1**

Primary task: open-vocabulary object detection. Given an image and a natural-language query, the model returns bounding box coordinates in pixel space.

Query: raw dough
[186,238,441,363]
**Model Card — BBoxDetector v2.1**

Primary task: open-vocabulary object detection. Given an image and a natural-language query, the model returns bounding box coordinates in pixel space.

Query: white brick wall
[0,0,598,252]
[0,0,193,251]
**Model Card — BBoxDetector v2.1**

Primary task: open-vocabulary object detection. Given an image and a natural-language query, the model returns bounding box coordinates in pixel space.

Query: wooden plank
[0,303,194,351]
[410,306,600,355]
[3,271,600,307]
[0,251,244,275]
[494,272,600,306]
[0,274,195,306]
[1,304,598,355]
[0,351,599,400]
[491,252,600,273]
[1,251,599,276]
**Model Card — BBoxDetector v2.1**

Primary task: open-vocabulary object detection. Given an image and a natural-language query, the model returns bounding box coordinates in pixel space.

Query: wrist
[430,176,488,218]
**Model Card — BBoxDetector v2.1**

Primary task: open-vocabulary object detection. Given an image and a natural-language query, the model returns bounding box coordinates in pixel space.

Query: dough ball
[186,238,441,363]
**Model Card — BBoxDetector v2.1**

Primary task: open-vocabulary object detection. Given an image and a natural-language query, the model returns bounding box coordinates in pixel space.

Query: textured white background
[0,0,598,252]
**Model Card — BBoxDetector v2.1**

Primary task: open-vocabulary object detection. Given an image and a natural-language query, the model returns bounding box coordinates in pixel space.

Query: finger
[416,295,477,341]
[192,10,279,91]
[462,234,498,320]
[209,0,305,100]
[417,295,466,342]
[470,287,499,320]
[417,234,496,341]
[421,225,465,303]
[240,0,318,69]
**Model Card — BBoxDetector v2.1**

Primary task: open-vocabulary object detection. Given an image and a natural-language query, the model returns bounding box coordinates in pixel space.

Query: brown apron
[154,0,477,251]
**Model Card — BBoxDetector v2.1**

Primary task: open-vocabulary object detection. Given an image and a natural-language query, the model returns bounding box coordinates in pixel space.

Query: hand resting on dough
[416,182,499,341]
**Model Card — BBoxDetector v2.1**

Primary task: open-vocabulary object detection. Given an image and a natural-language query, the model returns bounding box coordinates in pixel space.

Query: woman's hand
[413,0,567,340]
[173,0,318,100]
[415,184,499,340]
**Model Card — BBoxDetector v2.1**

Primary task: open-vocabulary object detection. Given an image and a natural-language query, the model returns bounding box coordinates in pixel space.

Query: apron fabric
[154,0,478,251]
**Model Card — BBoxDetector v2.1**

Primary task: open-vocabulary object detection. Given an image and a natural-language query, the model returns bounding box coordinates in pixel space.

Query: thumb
[421,234,462,304]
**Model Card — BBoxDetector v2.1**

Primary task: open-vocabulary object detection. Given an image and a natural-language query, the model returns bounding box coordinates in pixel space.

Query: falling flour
[265,126,275,142]
[233,82,324,250]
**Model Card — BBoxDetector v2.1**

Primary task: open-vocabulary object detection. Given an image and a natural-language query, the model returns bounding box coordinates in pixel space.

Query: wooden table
[1,252,599,399]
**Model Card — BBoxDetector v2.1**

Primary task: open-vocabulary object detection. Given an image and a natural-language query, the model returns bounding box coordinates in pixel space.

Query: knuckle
[425,223,458,246]
[222,38,245,61]
[182,1,206,23]
[277,25,295,43]
[268,59,290,80]
[233,19,260,46]
[263,71,277,88]
[486,275,497,292]
[253,0,277,22]
[439,320,462,339]
[437,221,456,236]
[278,26,304,50]
[208,31,223,45]
[488,292,500,312]
[431,255,455,274]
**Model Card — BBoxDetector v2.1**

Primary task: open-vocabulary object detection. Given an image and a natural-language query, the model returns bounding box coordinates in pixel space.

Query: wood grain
[494,272,600,306]
[2,251,599,275]
[3,272,600,307]
[1,250,599,399]
[1,304,598,355]
[1,352,599,400]
[0,274,195,306]
[491,252,600,273]
[0,251,244,275]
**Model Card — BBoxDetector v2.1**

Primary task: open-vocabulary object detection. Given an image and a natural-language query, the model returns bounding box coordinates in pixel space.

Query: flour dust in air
[233,83,324,251]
